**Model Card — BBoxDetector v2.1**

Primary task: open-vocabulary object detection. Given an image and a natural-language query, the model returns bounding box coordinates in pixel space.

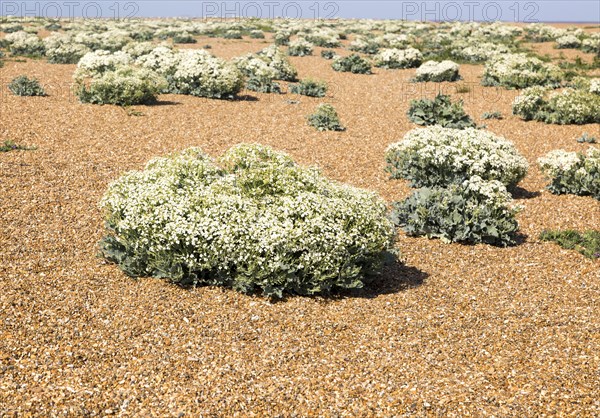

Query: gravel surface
[1,28,600,416]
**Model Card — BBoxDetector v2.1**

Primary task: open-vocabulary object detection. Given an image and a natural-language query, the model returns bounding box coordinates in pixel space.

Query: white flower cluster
[414,60,460,82]
[376,33,411,48]
[4,30,45,55]
[43,33,90,64]
[171,49,244,98]
[556,34,582,49]
[135,46,179,75]
[538,149,582,175]
[582,33,600,53]
[256,45,298,81]
[462,175,515,209]
[385,125,529,187]
[482,53,563,88]
[538,147,600,197]
[373,47,423,69]
[303,29,341,48]
[100,144,395,297]
[512,84,600,124]
[74,50,132,80]
[287,38,314,56]
[590,79,600,95]
[450,40,509,62]
[233,54,279,80]
[123,41,159,59]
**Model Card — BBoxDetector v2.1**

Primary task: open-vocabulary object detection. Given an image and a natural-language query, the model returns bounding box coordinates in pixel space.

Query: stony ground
[1,26,599,416]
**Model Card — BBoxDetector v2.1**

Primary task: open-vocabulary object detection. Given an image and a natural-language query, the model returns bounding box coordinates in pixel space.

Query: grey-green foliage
[390,180,520,246]
[321,50,336,59]
[482,111,503,120]
[246,77,281,93]
[407,94,476,129]
[289,79,327,97]
[308,104,345,131]
[8,75,46,96]
[99,144,396,298]
[332,54,372,74]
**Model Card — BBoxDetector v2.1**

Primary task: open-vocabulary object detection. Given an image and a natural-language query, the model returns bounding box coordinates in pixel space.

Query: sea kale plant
[390,176,521,246]
[76,66,167,106]
[332,54,372,74]
[289,78,327,97]
[373,48,423,69]
[99,144,396,298]
[538,147,600,198]
[407,94,476,129]
[4,31,45,56]
[287,39,313,56]
[512,83,600,125]
[482,53,564,89]
[385,126,528,188]
[307,104,345,131]
[8,76,46,96]
[413,60,460,82]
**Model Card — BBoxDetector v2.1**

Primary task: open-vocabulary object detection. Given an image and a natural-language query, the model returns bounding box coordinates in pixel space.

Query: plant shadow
[337,259,428,299]
[511,186,541,199]
[149,100,182,106]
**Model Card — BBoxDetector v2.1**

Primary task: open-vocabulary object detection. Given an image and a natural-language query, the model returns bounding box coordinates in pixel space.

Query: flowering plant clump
[482,53,564,89]
[581,34,600,54]
[233,54,281,93]
[43,33,90,64]
[287,39,314,56]
[170,50,244,99]
[332,54,372,74]
[321,50,337,60]
[590,79,600,95]
[390,176,521,246]
[274,30,291,46]
[349,37,380,55]
[76,66,167,106]
[373,48,423,69]
[391,176,520,246]
[99,144,396,298]
[413,60,460,82]
[74,50,133,79]
[123,42,160,59]
[256,45,298,81]
[449,40,509,63]
[512,85,600,125]
[5,31,45,56]
[249,30,265,39]
[385,126,528,188]
[304,29,341,48]
[538,148,600,198]
[556,34,582,49]
[308,104,345,131]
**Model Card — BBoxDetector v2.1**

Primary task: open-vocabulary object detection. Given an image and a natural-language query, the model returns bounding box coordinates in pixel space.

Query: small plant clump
[99,144,396,298]
[172,32,197,44]
[0,139,37,152]
[482,111,503,120]
[538,147,600,199]
[577,133,597,144]
[331,54,372,74]
[407,93,476,129]
[307,104,345,131]
[390,176,521,246]
[321,50,336,60]
[539,229,600,259]
[289,79,327,97]
[373,47,423,69]
[8,75,46,96]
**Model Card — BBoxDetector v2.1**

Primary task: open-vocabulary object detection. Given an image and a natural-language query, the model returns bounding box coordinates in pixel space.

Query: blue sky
[2,1,600,23]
